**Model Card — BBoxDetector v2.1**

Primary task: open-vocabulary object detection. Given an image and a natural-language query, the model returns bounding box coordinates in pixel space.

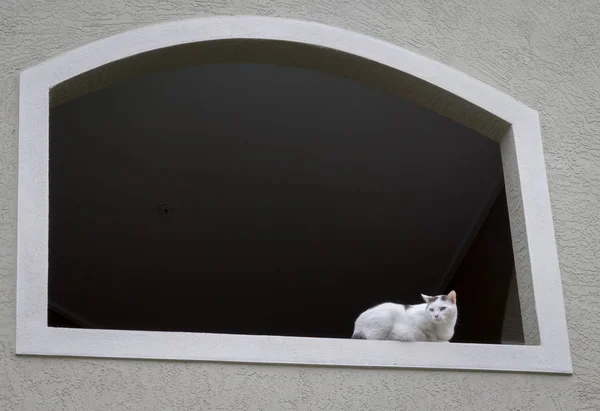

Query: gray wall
[1,1,598,410]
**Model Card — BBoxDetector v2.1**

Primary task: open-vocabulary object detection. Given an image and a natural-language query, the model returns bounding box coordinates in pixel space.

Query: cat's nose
[434,314,439,318]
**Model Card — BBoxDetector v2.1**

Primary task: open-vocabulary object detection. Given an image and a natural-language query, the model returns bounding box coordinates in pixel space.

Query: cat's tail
[351,331,366,339]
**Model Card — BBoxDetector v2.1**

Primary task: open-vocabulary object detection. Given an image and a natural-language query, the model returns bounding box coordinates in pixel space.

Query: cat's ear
[421,294,435,304]
[447,290,457,304]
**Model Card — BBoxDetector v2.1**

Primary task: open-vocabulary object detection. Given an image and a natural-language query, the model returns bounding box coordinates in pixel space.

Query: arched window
[17,16,570,373]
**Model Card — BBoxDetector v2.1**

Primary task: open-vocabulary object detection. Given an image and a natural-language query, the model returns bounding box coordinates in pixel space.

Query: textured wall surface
[1,0,599,410]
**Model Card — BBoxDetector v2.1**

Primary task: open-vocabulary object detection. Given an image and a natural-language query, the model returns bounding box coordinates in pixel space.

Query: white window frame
[17,16,572,374]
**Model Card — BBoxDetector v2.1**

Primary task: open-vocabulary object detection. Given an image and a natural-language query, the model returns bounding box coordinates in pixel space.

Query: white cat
[352,291,457,342]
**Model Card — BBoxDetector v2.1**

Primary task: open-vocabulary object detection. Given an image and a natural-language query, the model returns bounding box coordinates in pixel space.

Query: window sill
[16,327,571,374]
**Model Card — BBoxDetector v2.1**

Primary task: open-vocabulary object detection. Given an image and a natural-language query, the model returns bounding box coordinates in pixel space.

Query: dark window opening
[49,63,522,344]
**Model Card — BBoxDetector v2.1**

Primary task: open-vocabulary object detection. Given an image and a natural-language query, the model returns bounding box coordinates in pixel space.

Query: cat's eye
[429,308,434,312]
[440,307,447,311]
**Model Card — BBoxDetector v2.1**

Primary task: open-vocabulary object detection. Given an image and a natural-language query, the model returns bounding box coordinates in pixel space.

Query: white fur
[352,291,458,342]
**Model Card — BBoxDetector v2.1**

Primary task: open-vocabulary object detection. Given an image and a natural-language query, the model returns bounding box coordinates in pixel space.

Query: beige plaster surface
[1,1,599,409]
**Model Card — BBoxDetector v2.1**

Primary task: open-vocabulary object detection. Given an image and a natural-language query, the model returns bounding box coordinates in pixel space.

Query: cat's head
[420,291,457,324]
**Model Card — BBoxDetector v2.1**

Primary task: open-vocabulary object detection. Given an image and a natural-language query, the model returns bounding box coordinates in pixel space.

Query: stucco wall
[1,1,599,410]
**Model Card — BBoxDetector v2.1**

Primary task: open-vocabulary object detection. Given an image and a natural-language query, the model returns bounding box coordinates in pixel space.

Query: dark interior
[48,63,521,343]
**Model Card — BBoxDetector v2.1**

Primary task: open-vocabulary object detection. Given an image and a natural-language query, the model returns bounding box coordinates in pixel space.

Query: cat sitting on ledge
[352,291,457,342]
